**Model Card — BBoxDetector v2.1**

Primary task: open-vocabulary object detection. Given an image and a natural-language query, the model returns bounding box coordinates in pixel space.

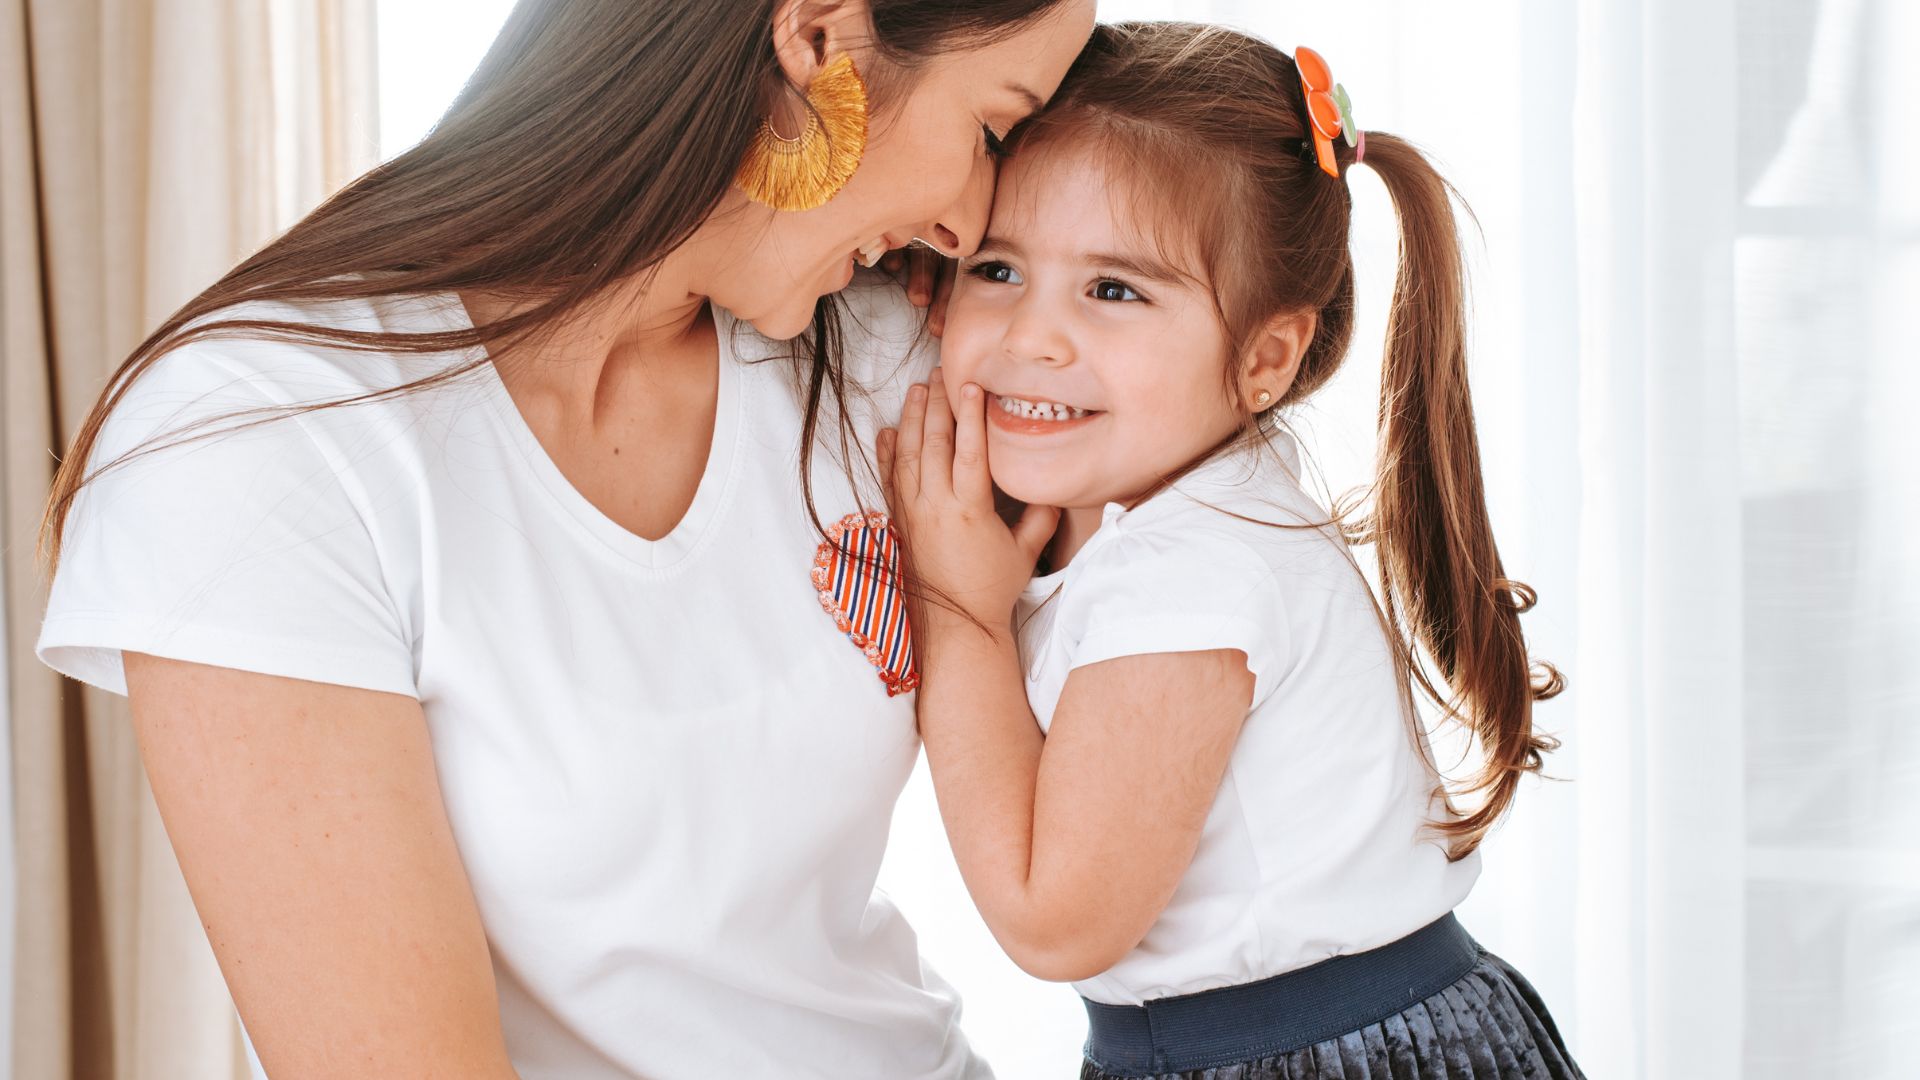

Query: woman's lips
[833,235,895,290]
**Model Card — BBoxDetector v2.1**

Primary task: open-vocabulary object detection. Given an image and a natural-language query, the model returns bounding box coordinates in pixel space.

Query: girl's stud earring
[1254,389,1274,409]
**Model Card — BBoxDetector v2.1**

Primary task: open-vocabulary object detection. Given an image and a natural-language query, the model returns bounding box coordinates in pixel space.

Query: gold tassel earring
[735,54,869,212]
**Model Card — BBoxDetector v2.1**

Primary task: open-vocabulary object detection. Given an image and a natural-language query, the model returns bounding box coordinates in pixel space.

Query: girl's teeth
[857,238,888,267]
[998,395,1091,421]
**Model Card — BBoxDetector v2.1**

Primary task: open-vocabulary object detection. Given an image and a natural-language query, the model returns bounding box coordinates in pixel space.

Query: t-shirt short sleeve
[1063,520,1292,704]
[37,343,418,698]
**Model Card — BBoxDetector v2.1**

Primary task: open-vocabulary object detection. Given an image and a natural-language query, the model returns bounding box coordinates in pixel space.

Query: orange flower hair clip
[1294,46,1361,178]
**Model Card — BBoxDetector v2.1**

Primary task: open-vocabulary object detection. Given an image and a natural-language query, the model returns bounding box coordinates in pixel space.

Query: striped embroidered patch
[812,511,919,696]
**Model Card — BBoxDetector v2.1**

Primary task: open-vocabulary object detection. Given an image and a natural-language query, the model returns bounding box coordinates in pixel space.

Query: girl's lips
[986,393,1103,436]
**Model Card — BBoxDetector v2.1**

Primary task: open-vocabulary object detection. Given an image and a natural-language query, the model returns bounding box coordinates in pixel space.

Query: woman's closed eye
[983,125,1010,160]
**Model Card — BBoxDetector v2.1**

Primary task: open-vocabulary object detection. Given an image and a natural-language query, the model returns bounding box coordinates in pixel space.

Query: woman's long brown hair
[40,0,1069,572]
[1012,22,1564,858]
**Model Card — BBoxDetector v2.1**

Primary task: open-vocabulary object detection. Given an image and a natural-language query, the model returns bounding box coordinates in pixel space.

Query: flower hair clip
[1295,46,1362,178]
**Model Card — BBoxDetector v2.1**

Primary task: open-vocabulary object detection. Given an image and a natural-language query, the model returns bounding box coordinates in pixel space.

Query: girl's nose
[1001,292,1074,367]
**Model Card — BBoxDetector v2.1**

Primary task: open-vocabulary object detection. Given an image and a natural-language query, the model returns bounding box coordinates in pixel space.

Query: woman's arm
[125,653,520,1080]
[883,371,1255,982]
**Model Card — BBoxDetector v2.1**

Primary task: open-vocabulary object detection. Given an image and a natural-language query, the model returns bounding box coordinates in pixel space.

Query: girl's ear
[1242,311,1315,412]
[769,0,874,94]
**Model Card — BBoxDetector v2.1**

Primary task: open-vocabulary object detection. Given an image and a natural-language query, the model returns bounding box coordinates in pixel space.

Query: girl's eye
[966,260,1021,285]
[1092,279,1143,303]
[983,126,1010,160]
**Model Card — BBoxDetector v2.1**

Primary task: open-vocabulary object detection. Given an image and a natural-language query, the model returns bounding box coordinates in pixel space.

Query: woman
[35,1,1094,1076]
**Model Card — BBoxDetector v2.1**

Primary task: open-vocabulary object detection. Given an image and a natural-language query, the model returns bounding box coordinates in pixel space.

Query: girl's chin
[988,473,1085,512]
[991,464,1145,514]
[986,445,1092,505]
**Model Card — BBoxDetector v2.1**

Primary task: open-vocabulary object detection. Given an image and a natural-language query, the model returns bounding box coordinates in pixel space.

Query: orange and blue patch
[812,511,918,696]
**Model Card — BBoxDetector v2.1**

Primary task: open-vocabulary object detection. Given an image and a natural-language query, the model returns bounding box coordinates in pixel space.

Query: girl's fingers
[920,368,955,497]
[951,382,992,506]
[894,382,927,499]
[1011,502,1062,566]
[876,428,900,513]
[907,247,938,306]
[927,257,958,338]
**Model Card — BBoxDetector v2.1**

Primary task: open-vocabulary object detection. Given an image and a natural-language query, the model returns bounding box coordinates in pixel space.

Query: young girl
[877,22,1585,1080]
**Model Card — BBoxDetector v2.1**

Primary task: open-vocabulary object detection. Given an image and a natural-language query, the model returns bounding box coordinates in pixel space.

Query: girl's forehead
[988,140,1214,284]
[991,149,1113,229]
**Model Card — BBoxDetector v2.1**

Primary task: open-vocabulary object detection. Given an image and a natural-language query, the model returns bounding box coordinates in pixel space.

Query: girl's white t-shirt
[38,281,990,1079]
[1015,435,1482,1007]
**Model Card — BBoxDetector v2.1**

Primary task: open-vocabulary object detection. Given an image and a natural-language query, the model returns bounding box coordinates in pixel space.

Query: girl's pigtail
[1358,133,1564,859]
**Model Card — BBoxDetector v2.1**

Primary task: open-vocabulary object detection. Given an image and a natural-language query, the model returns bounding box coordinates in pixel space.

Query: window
[377,0,519,159]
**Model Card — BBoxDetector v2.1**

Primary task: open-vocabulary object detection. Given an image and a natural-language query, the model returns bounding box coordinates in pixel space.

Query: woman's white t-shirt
[38,281,989,1079]
[1014,435,1482,1007]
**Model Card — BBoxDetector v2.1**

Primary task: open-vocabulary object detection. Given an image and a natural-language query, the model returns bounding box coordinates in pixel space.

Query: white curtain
[886,1,1920,1077]
[1,2,377,1077]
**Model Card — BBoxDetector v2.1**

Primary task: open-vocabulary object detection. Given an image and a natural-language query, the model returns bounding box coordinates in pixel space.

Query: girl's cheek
[937,326,996,386]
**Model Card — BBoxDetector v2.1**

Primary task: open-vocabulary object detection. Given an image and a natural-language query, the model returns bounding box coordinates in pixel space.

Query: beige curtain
[0,1,377,1076]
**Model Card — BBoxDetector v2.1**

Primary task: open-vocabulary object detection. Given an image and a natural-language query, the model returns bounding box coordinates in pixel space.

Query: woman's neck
[458,242,716,427]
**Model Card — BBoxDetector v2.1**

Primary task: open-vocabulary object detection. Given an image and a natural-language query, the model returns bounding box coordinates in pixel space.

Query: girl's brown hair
[40,0,1070,570]
[1012,22,1562,858]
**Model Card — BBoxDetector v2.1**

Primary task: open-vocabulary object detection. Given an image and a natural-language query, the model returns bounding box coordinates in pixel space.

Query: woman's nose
[919,156,995,258]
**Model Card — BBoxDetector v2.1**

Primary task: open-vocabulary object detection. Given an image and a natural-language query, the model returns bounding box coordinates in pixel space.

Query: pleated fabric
[1079,951,1585,1080]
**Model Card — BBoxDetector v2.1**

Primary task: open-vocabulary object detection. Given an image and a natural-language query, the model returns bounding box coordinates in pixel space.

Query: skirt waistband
[1083,913,1481,1075]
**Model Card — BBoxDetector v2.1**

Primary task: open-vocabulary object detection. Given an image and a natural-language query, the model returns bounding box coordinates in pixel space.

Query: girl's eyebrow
[1085,251,1190,288]
[971,236,1023,259]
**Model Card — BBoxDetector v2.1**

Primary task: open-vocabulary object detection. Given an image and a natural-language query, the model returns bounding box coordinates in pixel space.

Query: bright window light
[377,0,519,159]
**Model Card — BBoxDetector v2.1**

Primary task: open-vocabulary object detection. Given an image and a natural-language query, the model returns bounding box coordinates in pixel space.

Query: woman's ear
[769,0,874,94]
[1242,311,1315,412]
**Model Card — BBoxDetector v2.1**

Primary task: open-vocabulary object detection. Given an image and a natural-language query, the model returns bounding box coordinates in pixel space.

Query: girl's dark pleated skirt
[1077,915,1585,1080]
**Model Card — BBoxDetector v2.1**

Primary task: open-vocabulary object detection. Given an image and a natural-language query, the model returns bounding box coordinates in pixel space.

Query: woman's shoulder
[44,292,452,702]
[106,292,482,455]
[159,291,473,398]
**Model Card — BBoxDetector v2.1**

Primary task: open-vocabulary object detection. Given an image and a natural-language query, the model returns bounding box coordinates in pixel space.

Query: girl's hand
[881,245,958,336]
[878,368,1059,633]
